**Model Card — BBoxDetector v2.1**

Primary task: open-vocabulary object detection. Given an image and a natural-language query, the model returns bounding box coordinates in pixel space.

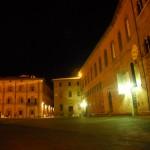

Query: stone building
[0,75,53,118]
[53,77,82,117]
[79,0,150,116]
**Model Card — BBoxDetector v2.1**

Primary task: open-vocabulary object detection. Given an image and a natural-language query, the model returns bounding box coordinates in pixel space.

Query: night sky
[1,1,118,80]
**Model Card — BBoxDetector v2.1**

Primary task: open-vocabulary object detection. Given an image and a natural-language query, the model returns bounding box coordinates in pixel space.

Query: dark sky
[1,1,118,80]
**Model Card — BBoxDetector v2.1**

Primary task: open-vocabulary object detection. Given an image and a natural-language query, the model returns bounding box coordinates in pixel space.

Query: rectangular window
[98,57,102,72]
[77,91,80,96]
[137,0,143,15]
[68,106,73,112]
[30,85,35,92]
[104,49,108,67]
[59,82,62,87]
[60,104,63,111]
[125,18,131,41]
[110,41,116,60]
[144,36,150,54]
[68,91,72,97]
[68,82,71,86]
[118,31,123,51]
[90,67,93,81]
[94,62,98,77]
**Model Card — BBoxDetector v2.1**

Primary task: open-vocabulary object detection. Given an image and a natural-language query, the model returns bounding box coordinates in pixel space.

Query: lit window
[125,18,131,41]
[110,41,116,60]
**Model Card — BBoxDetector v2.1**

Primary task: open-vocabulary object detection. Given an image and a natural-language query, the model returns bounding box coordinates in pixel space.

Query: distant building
[79,0,150,116]
[0,75,53,118]
[53,77,82,117]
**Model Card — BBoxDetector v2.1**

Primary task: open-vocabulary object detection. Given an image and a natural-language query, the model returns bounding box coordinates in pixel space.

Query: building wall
[53,77,82,117]
[0,77,52,118]
[79,0,150,116]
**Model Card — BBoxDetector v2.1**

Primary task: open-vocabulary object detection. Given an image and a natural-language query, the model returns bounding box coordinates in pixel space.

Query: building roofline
[0,75,44,81]
[80,0,123,70]
[52,76,80,81]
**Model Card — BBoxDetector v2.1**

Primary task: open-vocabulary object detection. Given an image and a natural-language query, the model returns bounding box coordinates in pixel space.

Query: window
[98,57,102,73]
[137,0,143,15]
[8,86,13,92]
[94,62,98,77]
[125,18,131,41]
[104,49,108,67]
[90,67,93,80]
[30,85,35,91]
[30,110,34,115]
[77,91,80,96]
[118,31,123,51]
[19,110,23,115]
[19,97,24,104]
[110,41,116,60]
[68,106,73,112]
[87,72,90,83]
[144,35,150,54]
[60,104,63,111]
[7,97,12,104]
[19,85,23,92]
[68,91,72,97]
[27,98,30,104]
[68,82,71,86]
[59,82,62,87]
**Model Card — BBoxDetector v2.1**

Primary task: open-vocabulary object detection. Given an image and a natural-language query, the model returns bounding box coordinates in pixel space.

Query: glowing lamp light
[78,72,82,78]
[41,102,44,108]
[80,100,87,110]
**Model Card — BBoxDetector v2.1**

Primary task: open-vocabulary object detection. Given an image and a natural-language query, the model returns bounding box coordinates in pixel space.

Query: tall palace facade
[53,0,150,116]
[0,75,53,118]
[79,0,150,116]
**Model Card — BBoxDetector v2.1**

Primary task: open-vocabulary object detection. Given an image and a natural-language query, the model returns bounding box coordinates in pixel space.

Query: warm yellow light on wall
[41,102,44,108]
[80,100,87,110]
[78,71,82,78]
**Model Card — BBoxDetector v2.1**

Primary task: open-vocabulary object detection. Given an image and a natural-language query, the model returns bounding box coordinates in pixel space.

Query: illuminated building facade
[0,75,53,118]
[79,0,150,116]
[53,77,82,117]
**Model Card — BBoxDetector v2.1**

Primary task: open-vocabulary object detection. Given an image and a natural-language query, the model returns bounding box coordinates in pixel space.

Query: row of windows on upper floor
[81,17,130,88]
[58,91,81,98]
[58,81,80,87]
[136,0,149,15]
[0,85,38,92]
[0,97,38,105]
[84,82,102,97]
[81,21,150,88]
